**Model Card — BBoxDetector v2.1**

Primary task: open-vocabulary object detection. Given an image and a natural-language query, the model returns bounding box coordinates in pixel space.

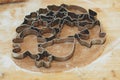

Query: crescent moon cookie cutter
[12,4,106,68]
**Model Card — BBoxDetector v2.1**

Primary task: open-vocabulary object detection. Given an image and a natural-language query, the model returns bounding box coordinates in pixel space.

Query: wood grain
[0,0,120,80]
[0,0,25,4]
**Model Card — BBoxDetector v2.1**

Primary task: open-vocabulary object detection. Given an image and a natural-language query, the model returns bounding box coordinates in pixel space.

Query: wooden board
[0,0,120,80]
[0,0,25,4]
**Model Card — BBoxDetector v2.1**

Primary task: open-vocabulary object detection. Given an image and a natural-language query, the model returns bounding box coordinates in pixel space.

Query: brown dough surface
[0,0,120,80]
[13,24,107,72]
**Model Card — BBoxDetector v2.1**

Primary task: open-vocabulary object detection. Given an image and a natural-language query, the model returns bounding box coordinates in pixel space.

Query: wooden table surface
[0,0,120,80]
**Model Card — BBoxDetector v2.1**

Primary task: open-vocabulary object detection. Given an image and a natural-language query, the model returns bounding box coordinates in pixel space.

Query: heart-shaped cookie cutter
[12,4,106,68]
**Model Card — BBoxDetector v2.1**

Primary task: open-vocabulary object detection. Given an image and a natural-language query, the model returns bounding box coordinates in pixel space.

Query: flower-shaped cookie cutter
[12,4,106,68]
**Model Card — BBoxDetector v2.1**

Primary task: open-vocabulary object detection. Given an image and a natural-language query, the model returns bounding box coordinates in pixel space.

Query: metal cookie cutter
[12,4,106,68]
[12,26,59,58]
[36,36,75,68]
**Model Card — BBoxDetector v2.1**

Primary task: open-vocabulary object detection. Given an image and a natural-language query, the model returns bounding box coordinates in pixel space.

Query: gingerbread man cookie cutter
[12,4,106,68]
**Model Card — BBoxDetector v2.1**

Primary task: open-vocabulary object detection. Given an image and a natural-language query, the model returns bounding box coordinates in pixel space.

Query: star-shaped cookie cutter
[12,4,106,68]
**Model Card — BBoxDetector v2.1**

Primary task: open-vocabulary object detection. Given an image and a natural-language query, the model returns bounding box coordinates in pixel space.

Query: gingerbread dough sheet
[0,0,120,80]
